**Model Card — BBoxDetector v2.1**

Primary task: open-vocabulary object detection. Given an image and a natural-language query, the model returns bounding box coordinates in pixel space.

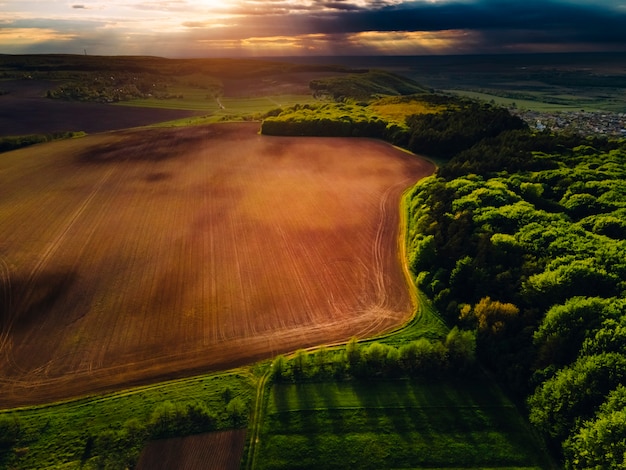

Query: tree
[466,296,520,336]
[445,327,476,372]
[581,318,626,357]
[362,342,392,376]
[226,397,248,427]
[346,337,361,370]
[292,349,309,379]
[408,234,436,275]
[398,339,447,375]
[563,386,626,469]
[528,353,626,444]
[0,414,20,449]
[522,259,620,307]
[534,297,616,368]
[272,355,288,382]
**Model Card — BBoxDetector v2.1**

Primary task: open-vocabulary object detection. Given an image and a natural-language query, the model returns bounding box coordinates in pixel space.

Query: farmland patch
[0,122,434,407]
[137,429,247,470]
[0,80,202,136]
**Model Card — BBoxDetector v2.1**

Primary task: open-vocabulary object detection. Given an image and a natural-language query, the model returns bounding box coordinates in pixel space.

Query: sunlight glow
[0,0,619,56]
[0,28,76,44]
[346,30,477,54]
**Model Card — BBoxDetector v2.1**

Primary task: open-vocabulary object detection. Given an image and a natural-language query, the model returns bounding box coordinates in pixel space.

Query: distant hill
[309,70,431,101]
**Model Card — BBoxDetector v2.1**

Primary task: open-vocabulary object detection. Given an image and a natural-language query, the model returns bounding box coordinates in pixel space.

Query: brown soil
[0,122,434,408]
[136,429,247,470]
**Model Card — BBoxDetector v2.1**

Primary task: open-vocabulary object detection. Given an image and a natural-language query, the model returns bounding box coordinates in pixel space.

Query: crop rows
[0,123,434,407]
[137,429,247,470]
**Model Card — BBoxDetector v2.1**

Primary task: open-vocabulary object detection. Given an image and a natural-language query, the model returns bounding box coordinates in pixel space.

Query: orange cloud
[0,28,77,44]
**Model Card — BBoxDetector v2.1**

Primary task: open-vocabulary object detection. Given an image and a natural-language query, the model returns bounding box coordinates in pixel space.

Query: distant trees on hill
[262,97,527,159]
[309,70,429,101]
[405,103,527,158]
[46,72,172,103]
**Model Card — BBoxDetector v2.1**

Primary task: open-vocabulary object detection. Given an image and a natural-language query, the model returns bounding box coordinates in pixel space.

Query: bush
[0,415,20,449]
[148,401,218,439]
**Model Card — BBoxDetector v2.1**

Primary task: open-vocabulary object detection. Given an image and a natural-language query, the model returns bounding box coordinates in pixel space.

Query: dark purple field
[0,80,200,136]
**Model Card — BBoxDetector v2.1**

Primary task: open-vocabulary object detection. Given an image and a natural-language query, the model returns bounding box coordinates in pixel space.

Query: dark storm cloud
[320,1,365,11]
[5,0,626,56]
[320,1,626,44]
[203,0,626,52]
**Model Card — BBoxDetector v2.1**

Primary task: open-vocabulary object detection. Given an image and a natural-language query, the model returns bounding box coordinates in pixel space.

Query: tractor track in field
[0,124,435,408]
[0,165,117,365]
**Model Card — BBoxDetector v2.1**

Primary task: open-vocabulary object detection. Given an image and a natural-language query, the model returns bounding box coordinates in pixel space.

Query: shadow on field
[145,171,172,182]
[1,270,77,333]
[76,128,207,164]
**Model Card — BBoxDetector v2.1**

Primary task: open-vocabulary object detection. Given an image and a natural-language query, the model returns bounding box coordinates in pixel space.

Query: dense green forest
[406,128,626,468]
[263,87,626,467]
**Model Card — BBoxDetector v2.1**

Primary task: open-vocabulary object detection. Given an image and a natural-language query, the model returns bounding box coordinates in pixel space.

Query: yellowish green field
[445,89,602,112]
[368,100,442,124]
[116,89,318,114]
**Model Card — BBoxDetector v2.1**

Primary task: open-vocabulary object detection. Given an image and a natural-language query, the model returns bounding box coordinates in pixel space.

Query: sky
[2,0,626,57]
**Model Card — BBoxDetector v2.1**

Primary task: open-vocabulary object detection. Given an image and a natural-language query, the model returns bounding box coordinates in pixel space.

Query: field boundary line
[245,367,271,470]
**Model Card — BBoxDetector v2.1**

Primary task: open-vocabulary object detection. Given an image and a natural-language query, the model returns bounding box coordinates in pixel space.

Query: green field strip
[257,430,543,470]
[444,89,601,112]
[267,379,511,414]
[115,93,317,113]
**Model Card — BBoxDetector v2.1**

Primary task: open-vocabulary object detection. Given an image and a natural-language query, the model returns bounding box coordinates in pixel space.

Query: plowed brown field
[0,122,434,408]
[136,429,247,470]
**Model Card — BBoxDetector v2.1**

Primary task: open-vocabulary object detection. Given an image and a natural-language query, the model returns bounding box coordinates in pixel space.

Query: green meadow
[444,90,596,112]
[116,88,318,118]
[254,378,552,470]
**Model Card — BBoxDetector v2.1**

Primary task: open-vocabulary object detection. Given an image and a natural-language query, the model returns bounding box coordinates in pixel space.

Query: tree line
[0,131,85,154]
[270,328,476,383]
[261,97,527,159]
